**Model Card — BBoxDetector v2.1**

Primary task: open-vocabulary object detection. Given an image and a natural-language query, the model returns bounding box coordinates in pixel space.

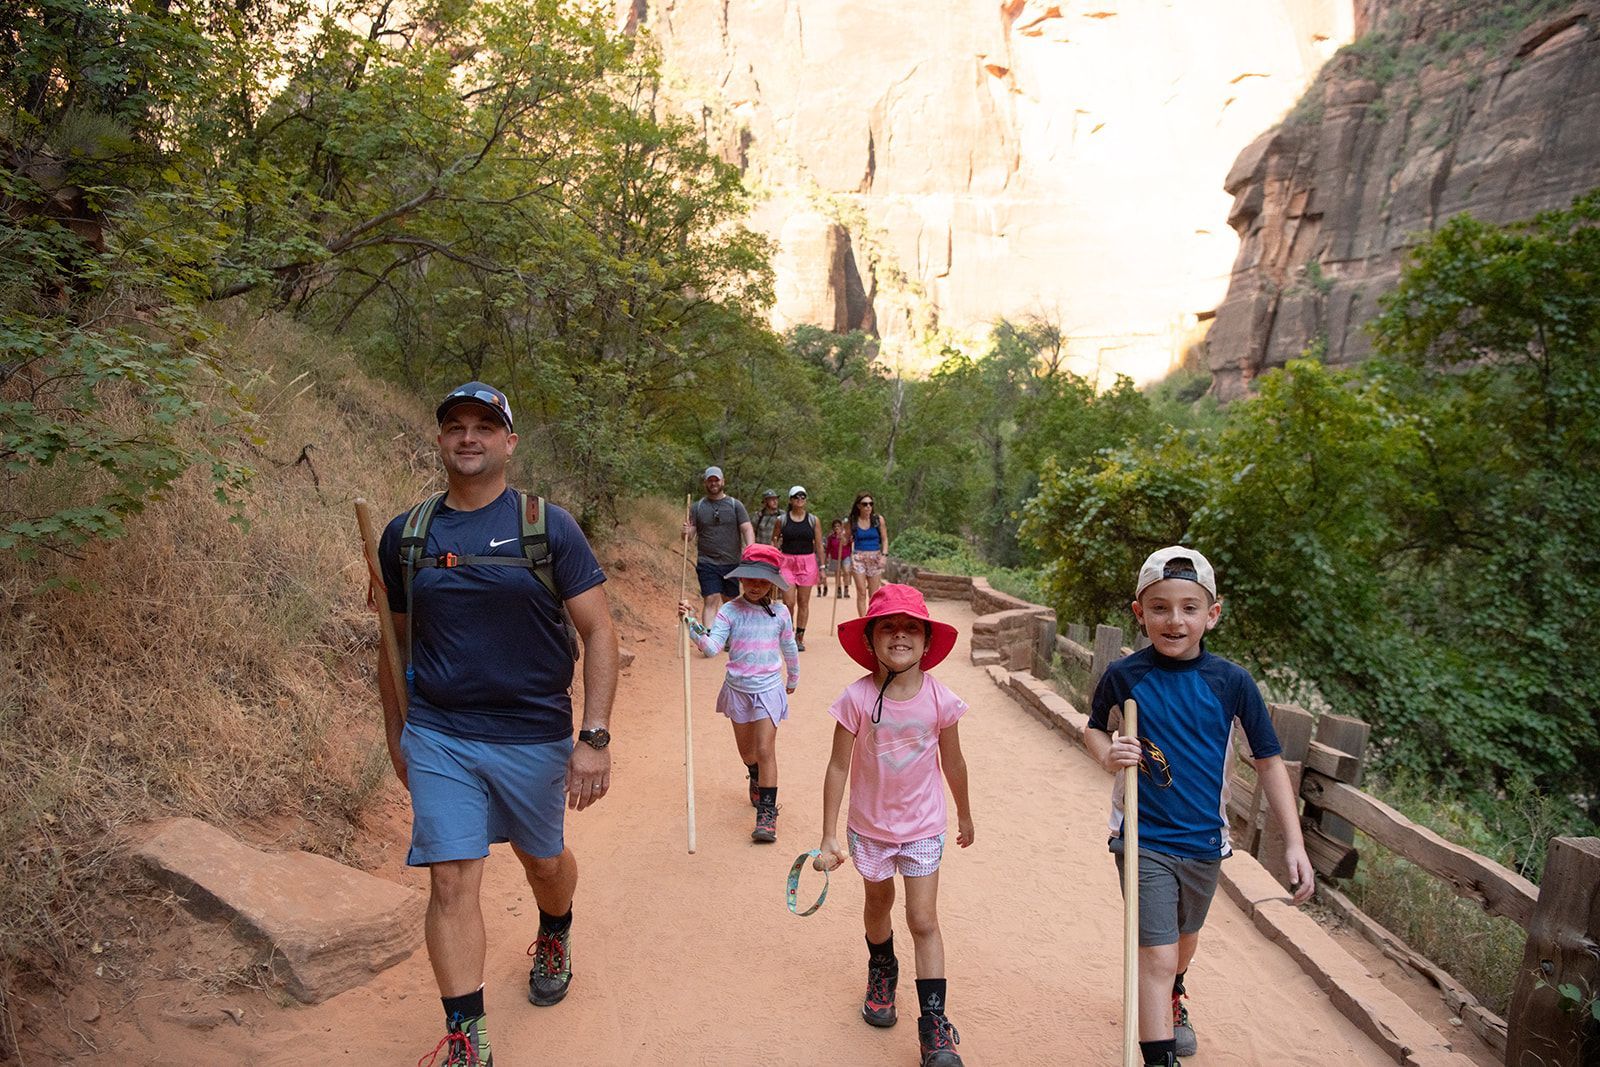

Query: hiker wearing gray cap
[682,465,754,619]
[752,487,783,548]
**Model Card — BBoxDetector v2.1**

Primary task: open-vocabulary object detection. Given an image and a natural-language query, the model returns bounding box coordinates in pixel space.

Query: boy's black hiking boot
[861,956,898,1027]
[527,924,573,1006]
[917,1012,962,1066]
[1173,988,1196,1057]
[751,801,778,843]
[419,1012,492,1066]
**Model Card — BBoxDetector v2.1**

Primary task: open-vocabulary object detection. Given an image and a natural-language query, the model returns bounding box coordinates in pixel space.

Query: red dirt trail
[38,588,1415,1066]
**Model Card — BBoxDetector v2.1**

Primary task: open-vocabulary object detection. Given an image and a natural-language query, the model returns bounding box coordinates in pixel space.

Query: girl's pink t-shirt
[829,673,968,844]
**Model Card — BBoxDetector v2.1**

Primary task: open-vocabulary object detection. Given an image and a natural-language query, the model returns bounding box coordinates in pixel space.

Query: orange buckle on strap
[437,552,460,568]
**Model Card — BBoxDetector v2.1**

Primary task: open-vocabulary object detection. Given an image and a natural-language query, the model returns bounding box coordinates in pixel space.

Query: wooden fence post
[1506,837,1600,1067]
[1089,624,1123,694]
[1031,614,1057,680]
[1066,622,1089,646]
[1310,713,1370,846]
[1259,703,1314,890]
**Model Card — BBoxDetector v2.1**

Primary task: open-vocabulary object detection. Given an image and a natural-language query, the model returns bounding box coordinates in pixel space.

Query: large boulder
[134,817,424,1004]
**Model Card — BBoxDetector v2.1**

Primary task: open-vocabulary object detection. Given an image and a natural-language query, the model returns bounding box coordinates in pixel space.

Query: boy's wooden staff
[355,499,407,712]
[1122,697,1140,1067]
[681,493,697,854]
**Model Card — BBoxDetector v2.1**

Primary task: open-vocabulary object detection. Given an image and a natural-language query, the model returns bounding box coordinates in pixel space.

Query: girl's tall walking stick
[1122,698,1140,1067]
[681,493,697,854]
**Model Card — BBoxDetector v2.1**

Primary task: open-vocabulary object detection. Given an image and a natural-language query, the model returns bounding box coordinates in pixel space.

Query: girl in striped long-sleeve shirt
[679,543,800,843]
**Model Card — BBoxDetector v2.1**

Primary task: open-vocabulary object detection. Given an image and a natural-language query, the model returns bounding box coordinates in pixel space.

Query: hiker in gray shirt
[681,465,754,617]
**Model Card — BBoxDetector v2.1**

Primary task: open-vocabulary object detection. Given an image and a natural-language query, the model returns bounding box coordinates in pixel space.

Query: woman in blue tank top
[847,491,890,616]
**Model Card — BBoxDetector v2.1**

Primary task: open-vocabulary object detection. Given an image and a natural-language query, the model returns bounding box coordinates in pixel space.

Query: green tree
[2,0,252,561]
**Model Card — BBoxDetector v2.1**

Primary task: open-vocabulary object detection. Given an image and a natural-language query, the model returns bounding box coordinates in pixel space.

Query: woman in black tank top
[773,487,823,649]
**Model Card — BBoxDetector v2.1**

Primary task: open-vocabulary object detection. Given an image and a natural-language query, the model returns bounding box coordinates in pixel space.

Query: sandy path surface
[66,595,1404,1066]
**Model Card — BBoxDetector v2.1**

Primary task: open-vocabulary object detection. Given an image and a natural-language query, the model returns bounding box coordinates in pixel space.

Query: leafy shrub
[893,528,971,565]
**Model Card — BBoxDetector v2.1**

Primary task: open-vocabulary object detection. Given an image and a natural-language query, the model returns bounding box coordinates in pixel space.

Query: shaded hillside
[0,310,440,1033]
[1208,0,1600,397]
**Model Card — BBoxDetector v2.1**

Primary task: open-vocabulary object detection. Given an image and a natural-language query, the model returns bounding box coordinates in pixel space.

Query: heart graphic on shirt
[872,715,934,772]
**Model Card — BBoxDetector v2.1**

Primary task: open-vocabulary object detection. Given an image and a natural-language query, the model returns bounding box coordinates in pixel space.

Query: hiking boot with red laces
[917,1012,963,1067]
[418,1012,492,1066]
[751,802,778,843]
[527,925,573,1006]
[861,957,898,1027]
[1173,989,1197,1057]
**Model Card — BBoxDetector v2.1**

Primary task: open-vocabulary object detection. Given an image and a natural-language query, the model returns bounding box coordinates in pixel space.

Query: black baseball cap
[436,381,513,432]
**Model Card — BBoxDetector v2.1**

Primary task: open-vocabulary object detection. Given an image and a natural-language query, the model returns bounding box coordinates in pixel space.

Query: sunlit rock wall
[628,0,1352,381]
[1209,0,1600,399]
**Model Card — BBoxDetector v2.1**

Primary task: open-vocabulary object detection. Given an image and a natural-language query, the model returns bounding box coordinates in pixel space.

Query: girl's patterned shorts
[848,830,945,882]
[852,550,886,578]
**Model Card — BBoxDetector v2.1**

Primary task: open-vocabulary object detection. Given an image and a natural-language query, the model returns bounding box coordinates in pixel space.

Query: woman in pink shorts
[773,485,824,650]
[816,584,974,1067]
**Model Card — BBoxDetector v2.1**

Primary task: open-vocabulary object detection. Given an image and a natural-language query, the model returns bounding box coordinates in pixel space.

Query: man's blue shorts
[401,721,570,865]
[696,558,739,600]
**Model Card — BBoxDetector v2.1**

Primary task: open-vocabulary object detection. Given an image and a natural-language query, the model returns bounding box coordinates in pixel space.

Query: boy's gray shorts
[1110,837,1222,947]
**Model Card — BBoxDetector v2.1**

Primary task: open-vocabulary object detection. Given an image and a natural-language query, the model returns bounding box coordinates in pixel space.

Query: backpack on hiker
[397,491,581,685]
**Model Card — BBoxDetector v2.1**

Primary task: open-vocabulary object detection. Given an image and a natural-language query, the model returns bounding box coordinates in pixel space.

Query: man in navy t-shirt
[376,382,619,1066]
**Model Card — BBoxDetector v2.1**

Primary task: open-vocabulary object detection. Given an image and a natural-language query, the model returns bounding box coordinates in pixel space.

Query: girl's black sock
[746,762,759,782]
[757,786,777,808]
[866,933,896,964]
[915,978,947,1016]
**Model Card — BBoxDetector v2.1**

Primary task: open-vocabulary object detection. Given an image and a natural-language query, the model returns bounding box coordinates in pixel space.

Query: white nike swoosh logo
[488,537,518,548]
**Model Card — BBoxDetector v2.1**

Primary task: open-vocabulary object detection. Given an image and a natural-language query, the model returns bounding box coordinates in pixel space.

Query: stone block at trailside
[1219,852,1476,1066]
[134,817,425,1004]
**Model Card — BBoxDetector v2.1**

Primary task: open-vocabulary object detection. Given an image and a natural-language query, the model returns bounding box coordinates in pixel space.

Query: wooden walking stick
[1122,697,1141,1067]
[829,561,840,635]
[681,493,697,853]
[682,611,697,855]
[678,493,692,661]
[355,499,407,714]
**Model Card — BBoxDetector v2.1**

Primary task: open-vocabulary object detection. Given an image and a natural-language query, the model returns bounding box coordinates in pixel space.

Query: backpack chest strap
[413,554,537,571]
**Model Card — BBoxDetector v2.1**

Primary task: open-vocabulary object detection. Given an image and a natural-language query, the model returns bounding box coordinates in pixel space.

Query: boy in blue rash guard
[1085,547,1314,1066]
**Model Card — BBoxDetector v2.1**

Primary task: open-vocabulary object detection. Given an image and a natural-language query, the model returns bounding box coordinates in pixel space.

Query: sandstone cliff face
[630,0,1350,381]
[1209,1,1600,398]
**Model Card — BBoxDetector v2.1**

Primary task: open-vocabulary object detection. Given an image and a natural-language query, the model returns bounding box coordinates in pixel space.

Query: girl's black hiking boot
[917,1012,963,1066]
[861,957,898,1027]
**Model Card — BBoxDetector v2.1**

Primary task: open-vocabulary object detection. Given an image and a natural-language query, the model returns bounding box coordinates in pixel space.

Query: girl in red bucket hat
[679,543,799,843]
[816,584,974,1067]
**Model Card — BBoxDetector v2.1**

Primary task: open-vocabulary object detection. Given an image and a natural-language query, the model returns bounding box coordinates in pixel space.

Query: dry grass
[0,306,440,1048]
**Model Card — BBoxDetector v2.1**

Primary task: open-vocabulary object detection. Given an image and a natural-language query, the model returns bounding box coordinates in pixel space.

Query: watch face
[581,728,611,749]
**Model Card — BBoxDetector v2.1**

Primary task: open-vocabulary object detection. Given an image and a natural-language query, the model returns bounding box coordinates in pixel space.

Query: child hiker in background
[825,518,853,600]
[679,543,799,843]
[816,584,974,1067]
[1085,546,1314,1066]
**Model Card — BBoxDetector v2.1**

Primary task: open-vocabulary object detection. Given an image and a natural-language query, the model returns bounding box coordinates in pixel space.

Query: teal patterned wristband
[787,849,829,917]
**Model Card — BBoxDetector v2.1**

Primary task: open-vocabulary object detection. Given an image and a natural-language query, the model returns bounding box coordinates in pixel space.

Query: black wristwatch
[578,727,611,750]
